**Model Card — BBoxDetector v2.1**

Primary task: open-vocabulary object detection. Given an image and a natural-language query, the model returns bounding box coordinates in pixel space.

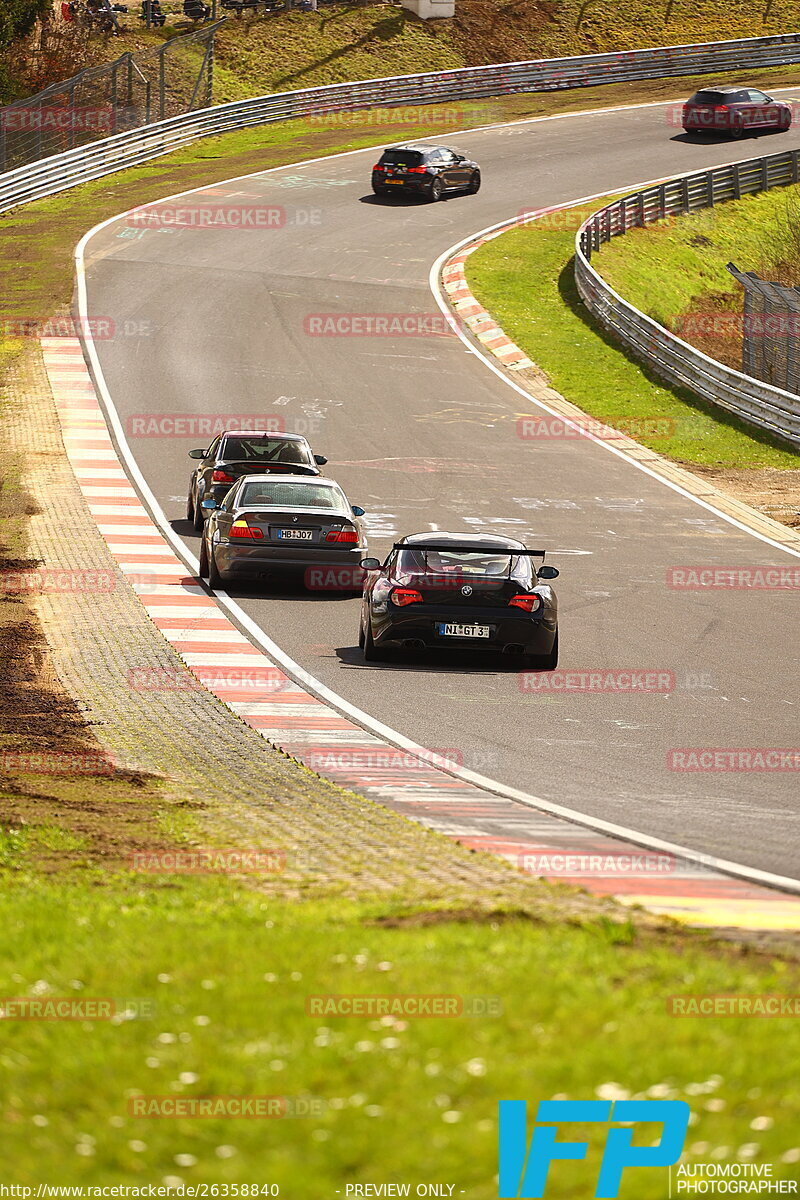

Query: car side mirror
[351,505,365,517]
[201,498,218,510]
[188,448,207,460]
[360,557,380,570]
[314,454,328,465]
[537,565,559,579]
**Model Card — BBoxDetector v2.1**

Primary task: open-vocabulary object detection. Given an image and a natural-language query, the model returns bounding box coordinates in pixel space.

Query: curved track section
[79,98,800,883]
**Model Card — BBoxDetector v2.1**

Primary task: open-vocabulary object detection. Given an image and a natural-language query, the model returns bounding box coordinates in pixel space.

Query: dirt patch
[678,463,800,527]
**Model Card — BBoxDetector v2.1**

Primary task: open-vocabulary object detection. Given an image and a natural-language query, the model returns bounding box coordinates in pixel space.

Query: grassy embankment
[466,195,800,469]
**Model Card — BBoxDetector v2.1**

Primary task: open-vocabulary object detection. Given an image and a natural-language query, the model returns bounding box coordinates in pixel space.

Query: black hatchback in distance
[371,144,481,201]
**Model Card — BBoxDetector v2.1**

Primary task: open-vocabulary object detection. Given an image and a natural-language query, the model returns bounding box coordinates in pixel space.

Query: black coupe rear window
[396,548,532,583]
[222,437,310,465]
[380,150,424,166]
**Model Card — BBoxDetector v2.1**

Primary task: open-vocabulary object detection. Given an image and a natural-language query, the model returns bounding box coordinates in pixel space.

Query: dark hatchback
[187,430,327,531]
[358,532,559,668]
[371,144,481,202]
[682,86,792,138]
[198,474,366,589]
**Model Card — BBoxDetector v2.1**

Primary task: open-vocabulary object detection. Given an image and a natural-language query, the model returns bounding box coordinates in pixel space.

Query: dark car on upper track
[198,474,366,589]
[187,430,328,531]
[371,144,481,202]
[358,532,559,668]
[681,86,792,138]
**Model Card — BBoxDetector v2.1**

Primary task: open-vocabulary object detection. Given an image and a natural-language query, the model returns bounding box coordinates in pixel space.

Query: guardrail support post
[110,63,118,135]
[707,170,714,207]
[158,46,167,120]
[681,177,690,214]
[792,151,799,183]
[733,162,741,200]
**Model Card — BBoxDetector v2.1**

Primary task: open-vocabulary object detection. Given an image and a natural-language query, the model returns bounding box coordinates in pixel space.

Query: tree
[0,0,53,52]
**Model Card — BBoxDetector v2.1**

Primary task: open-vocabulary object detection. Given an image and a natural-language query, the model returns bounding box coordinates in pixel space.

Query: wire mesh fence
[727,262,800,395]
[0,18,225,173]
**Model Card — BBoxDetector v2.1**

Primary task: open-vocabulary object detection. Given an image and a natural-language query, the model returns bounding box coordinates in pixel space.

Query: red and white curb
[42,334,800,931]
[442,232,533,370]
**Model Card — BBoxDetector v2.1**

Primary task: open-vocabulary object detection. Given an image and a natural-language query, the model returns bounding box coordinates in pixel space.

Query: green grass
[1,878,798,1191]
[465,216,800,467]
[596,182,800,328]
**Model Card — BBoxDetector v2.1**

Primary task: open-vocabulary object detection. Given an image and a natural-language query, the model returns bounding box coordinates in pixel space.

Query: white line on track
[74,95,800,894]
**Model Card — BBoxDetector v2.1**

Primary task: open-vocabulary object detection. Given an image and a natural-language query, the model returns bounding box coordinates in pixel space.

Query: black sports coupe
[358,532,559,668]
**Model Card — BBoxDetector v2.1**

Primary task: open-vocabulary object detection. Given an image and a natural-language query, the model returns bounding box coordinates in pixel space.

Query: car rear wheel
[363,620,388,662]
[372,184,390,196]
[428,177,444,202]
[198,536,209,579]
[467,170,481,194]
[192,489,204,532]
[207,546,224,590]
[730,118,745,139]
[523,629,558,672]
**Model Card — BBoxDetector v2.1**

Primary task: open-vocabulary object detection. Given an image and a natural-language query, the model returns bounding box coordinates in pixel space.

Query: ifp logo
[498,1099,690,1197]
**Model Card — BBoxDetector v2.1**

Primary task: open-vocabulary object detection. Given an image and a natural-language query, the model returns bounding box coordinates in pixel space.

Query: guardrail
[4,31,800,215]
[575,151,800,448]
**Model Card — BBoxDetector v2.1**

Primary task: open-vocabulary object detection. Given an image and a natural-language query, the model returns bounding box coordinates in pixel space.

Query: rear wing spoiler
[392,544,547,559]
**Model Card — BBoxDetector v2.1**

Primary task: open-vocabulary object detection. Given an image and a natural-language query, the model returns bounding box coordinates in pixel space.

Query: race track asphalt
[81,94,800,878]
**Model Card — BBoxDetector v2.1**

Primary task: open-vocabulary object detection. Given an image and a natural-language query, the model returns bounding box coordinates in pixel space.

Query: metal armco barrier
[4,31,800,215]
[575,151,800,448]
